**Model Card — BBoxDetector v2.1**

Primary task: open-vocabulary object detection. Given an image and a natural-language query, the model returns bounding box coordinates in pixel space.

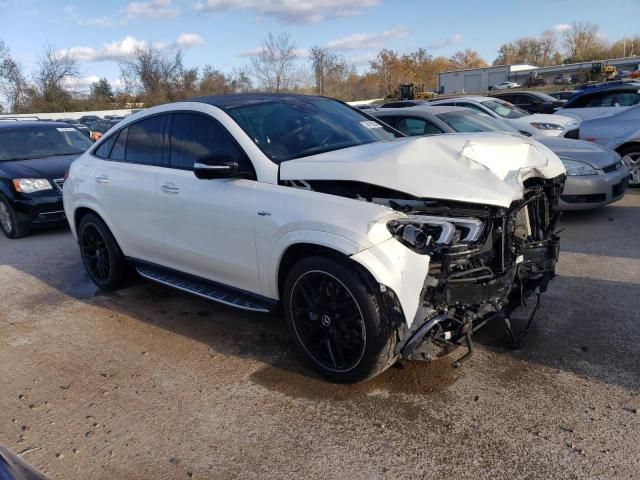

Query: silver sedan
[579,104,640,186]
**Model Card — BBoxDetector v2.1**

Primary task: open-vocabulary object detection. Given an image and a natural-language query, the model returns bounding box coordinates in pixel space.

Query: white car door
[90,115,167,263]
[156,112,261,295]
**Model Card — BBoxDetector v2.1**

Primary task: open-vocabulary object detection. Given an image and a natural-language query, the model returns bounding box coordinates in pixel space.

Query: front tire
[0,195,30,239]
[283,256,397,383]
[78,214,127,290]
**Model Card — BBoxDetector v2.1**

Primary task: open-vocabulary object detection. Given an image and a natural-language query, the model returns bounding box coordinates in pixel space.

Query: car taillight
[64,168,70,181]
[584,137,597,143]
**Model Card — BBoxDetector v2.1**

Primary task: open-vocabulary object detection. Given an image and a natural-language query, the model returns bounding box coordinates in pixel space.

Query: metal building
[438,56,640,94]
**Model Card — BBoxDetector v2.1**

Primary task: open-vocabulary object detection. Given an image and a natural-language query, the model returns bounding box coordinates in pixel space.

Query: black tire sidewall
[283,255,395,383]
[0,195,28,239]
[78,214,126,290]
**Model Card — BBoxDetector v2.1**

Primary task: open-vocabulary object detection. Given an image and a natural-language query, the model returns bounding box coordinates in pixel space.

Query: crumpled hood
[280,133,566,208]
[535,136,619,168]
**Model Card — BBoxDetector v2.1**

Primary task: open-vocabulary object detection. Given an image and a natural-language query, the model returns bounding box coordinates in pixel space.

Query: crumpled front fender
[351,238,430,329]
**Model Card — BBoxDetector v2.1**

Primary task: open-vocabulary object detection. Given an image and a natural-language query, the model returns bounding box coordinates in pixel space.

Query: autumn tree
[450,49,488,69]
[250,32,301,92]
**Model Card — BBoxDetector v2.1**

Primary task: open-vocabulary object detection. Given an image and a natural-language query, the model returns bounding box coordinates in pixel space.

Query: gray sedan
[371,106,629,210]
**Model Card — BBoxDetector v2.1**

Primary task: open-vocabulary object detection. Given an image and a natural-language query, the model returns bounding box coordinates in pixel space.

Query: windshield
[227,97,398,162]
[0,126,92,161]
[481,99,529,119]
[436,110,519,134]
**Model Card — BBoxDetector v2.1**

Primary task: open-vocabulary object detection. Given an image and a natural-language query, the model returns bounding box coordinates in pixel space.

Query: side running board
[135,264,274,313]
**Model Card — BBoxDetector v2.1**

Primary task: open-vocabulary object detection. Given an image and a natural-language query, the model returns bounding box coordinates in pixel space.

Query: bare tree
[250,33,301,92]
[33,43,79,111]
[563,22,607,62]
[120,46,186,104]
[0,40,30,113]
[309,46,349,97]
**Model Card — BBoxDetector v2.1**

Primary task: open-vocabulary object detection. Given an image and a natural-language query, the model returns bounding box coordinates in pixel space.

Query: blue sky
[1,0,639,89]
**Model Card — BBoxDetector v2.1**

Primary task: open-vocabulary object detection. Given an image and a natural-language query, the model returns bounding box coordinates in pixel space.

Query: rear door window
[125,115,167,166]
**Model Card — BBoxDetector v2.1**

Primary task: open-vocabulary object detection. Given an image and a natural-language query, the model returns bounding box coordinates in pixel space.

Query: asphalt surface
[1,191,639,480]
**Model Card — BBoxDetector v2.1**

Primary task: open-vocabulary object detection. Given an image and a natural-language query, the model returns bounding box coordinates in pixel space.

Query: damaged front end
[387,175,565,363]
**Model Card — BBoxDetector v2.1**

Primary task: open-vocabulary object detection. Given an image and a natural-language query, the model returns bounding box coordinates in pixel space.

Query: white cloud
[176,32,204,47]
[326,27,409,50]
[57,33,203,62]
[347,53,377,66]
[194,0,379,24]
[426,33,462,50]
[123,0,179,19]
[63,75,102,89]
[551,24,571,33]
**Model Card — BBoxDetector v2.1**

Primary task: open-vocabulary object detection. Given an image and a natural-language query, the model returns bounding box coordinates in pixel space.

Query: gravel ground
[1,191,639,480]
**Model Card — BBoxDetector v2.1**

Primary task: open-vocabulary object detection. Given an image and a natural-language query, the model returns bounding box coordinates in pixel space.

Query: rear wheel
[78,214,127,290]
[283,256,397,383]
[0,196,30,239]
[619,145,640,187]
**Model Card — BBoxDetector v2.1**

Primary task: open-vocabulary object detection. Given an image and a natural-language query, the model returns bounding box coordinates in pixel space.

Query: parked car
[63,93,566,383]
[524,77,547,87]
[556,82,640,120]
[371,106,628,210]
[72,123,91,137]
[381,100,430,108]
[548,90,576,101]
[78,115,101,124]
[87,119,120,142]
[0,121,92,238]
[492,81,521,90]
[428,95,581,137]
[491,91,565,114]
[579,104,640,186]
[553,74,572,85]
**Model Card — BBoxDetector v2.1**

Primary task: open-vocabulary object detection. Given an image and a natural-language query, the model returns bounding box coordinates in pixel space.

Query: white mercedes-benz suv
[64,94,566,383]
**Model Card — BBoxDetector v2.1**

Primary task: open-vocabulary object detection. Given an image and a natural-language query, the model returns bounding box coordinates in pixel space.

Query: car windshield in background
[0,126,92,161]
[436,110,516,134]
[535,92,563,102]
[227,97,398,162]
[481,99,529,119]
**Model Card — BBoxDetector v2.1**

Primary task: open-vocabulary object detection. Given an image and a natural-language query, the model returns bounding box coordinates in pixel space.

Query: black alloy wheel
[78,214,127,290]
[80,223,111,284]
[289,270,367,373]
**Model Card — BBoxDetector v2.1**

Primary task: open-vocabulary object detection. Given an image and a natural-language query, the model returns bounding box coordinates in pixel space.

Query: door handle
[161,183,180,194]
[95,175,109,184]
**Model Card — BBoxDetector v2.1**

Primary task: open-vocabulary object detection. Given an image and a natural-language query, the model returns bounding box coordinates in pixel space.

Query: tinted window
[125,115,166,165]
[94,134,116,158]
[394,117,443,136]
[169,113,254,175]
[616,92,640,106]
[480,99,529,118]
[228,97,398,163]
[110,127,128,161]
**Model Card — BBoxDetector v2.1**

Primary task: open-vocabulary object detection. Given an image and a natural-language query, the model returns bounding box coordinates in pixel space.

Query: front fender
[263,230,361,300]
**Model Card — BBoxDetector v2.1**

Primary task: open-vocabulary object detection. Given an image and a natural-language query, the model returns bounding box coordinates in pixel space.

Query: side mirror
[193,155,239,180]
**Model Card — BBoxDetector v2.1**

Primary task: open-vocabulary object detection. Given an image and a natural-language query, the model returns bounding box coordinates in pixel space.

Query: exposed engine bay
[284,175,566,363]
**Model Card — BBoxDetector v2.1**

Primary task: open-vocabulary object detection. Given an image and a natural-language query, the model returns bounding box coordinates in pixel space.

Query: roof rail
[0,115,41,121]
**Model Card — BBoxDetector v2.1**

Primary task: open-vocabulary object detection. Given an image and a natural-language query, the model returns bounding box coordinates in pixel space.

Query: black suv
[490,91,565,114]
[0,121,92,238]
